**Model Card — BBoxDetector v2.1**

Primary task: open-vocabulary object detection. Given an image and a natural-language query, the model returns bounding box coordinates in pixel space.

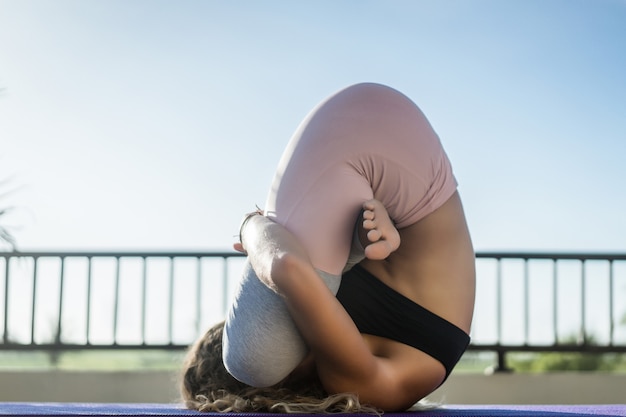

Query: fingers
[233,242,247,253]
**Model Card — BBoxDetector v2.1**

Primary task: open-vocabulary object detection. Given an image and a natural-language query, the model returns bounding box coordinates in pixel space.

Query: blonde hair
[180,321,381,414]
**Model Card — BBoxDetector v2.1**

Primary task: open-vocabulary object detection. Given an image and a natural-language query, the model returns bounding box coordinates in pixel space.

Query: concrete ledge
[0,370,182,403]
[426,372,626,404]
[1,371,625,404]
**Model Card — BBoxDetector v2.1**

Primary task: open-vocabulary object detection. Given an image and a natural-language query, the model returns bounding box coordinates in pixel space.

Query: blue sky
[1,0,626,253]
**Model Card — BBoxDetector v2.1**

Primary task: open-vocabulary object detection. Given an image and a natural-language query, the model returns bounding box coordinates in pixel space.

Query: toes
[367,229,382,242]
[363,219,376,230]
[363,200,377,211]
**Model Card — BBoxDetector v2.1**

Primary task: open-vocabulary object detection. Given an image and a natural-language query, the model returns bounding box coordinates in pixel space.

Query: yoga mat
[1,403,625,416]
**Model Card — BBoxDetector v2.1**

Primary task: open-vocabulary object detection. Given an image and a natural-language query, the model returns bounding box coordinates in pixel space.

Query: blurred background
[1,0,625,405]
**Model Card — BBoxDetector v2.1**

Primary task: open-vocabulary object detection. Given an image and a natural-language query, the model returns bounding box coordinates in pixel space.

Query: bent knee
[223,351,287,387]
[223,336,302,387]
[222,307,308,387]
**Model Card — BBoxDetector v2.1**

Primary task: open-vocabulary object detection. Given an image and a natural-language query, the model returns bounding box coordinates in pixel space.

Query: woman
[182,83,475,412]
[181,319,382,413]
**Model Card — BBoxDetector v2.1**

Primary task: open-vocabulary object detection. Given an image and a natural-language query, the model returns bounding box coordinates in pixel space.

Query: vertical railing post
[85,257,93,345]
[552,259,559,345]
[30,257,38,344]
[222,256,229,316]
[580,260,587,345]
[497,350,508,373]
[168,257,175,345]
[56,257,66,345]
[523,258,529,345]
[608,260,614,347]
[141,257,147,345]
[195,257,202,335]
[3,256,10,344]
[113,257,121,345]
[496,258,502,347]
[493,258,511,372]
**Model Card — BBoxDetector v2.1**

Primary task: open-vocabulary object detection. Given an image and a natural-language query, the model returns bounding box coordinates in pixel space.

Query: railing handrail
[2,250,626,262]
[476,251,626,260]
[0,250,245,258]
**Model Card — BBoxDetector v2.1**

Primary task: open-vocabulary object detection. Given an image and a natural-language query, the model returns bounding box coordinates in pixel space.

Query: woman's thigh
[264,82,456,275]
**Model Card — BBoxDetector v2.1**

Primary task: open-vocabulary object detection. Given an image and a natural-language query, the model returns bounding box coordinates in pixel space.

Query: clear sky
[1,0,626,253]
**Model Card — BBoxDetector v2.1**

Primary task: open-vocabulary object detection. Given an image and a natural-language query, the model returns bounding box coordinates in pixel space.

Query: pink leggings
[223,83,458,387]
[265,82,457,275]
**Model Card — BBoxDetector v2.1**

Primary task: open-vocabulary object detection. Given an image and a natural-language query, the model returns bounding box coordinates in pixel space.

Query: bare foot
[361,199,400,260]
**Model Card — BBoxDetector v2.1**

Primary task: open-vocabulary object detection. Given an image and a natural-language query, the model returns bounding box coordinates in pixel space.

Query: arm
[239,214,437,410]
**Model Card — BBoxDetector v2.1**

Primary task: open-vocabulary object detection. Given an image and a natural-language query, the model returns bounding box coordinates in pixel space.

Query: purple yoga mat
[1,403,625,416]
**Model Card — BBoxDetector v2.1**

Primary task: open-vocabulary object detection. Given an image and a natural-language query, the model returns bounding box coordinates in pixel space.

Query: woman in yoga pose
[181,83,476,412]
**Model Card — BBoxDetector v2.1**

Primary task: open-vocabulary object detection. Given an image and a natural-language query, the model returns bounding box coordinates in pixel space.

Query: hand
[234,207,264,253]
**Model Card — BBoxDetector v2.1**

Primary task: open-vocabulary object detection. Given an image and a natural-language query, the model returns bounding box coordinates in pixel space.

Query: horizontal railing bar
[2,251,626,260]
[0,251,246,258]
[1,343,624,353]
[476,252,626,261]
[0,343,185,351]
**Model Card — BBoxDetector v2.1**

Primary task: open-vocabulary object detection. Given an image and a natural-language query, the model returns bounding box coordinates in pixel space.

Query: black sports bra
[336,264,470,377]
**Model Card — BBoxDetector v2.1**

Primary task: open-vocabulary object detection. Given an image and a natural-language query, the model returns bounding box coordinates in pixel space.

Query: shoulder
[320,335,446,411]
[362,336,446,411]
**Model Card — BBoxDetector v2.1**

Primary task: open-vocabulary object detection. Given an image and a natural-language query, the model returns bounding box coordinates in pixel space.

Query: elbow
[318,365,421,412]
[270,251,309,290]
[317,363,378,398]
[320,377,402,412]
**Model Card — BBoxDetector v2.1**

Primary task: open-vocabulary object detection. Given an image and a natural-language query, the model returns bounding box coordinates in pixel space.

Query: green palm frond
[0,180,18,251]
[0,227,16,249]
[0,88,15,250]
[0,213,16,250]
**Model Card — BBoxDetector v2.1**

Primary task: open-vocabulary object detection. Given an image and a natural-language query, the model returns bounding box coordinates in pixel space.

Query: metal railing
[1,251,625,370]
[0,251,247,351]
[470,252,626,370]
